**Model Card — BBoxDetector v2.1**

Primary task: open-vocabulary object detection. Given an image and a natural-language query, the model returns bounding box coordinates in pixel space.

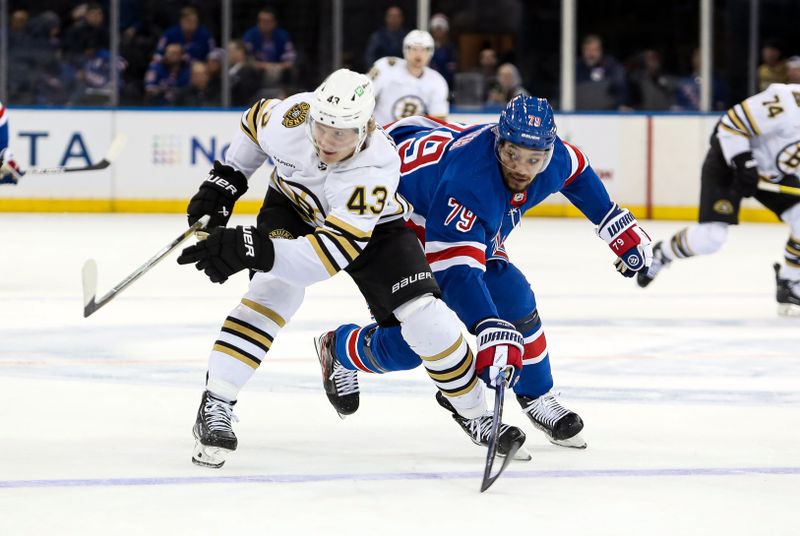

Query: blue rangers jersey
[386,116,614,331]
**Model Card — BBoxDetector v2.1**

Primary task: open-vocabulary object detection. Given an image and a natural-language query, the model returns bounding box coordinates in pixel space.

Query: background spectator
[626,49,677,111]
[144,42,191,106]
[476,46,499,101]
[575,34,628,110]
[486,63,529,105]
[152,6,215,64]
[77,48,127,105]
[786,56,800,84]
[175,61,220,107]
[674,47,728,111]
[757,40,787,91]
[429,13,457,91]
[364,6,407,67]
[227,40,264,106]
[61,3,109,67]
[242,7,296,92]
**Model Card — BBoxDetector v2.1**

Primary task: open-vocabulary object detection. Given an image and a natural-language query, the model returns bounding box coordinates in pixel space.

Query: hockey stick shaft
[82,215,210,317]
[27,134,127,175]
[480,374,520,492]
[757,180,800,197]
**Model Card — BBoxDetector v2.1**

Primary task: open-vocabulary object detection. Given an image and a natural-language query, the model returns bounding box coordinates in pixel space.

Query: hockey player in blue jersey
[314,95,653,449]
[0,101,24,185]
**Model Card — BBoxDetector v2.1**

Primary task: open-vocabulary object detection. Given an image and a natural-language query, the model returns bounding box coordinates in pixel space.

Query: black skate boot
[192,391,238,468]
[518,391,586,449]
[637,241,671,288]
[774,263,800,317]
[314,331,359,418]
[435,391,531,461]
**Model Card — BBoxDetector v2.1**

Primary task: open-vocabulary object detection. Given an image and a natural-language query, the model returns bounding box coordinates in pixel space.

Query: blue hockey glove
[597,203,653,277]
[474,318,524,388]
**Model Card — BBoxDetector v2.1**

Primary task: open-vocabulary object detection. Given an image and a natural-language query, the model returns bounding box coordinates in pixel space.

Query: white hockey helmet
[310,69,375,155]
[403,29,434,55]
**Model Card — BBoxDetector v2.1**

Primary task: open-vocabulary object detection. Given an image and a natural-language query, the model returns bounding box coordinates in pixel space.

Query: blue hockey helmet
[496,95,557,151]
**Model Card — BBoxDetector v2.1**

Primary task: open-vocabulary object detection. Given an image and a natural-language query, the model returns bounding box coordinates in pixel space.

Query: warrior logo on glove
[596,203,653,277]
[474,318,524,388]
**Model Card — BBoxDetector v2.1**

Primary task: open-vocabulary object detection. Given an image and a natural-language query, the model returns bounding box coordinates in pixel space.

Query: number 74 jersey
[716,82,800,180]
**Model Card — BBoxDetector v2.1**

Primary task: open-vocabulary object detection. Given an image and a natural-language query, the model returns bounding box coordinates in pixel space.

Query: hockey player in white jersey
[638,83,800,316]
[369,30,449,126]
[176,69,525,468]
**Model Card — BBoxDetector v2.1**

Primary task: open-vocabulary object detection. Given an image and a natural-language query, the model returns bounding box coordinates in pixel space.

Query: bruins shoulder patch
[282,102,310,128]
[387,57,399,66]
[269,228,294,240]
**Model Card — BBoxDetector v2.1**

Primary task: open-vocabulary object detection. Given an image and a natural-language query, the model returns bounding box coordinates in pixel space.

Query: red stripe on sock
[524,332,547,359]
[347,329,371,372]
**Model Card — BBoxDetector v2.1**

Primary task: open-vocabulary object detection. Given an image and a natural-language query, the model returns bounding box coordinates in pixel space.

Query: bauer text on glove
[177,226,273,284]
[186,160,248,228]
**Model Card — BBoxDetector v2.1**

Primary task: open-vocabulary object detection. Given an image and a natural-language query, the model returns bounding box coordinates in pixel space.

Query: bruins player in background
[176,69,526,468]
[369,30,449,126]
[638,83,800,316]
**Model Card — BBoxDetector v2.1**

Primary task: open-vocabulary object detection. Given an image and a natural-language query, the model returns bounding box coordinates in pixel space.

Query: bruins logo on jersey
[269,229,294,240]
[776,140,800,176]
[713,199,735,215]
[392,95,426,120]
[282,102,310,128]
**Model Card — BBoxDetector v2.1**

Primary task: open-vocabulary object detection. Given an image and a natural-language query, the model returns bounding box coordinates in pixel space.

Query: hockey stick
[28,134,127,175]
[480,373,523,493]
[82,215,210,318]
[757,180,800,197]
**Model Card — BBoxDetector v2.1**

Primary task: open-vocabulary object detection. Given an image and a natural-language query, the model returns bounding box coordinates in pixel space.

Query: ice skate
[192,391,238,468]
[637,240,671,288]
[774,263,800,317]
[315,331,360,418]
[435,391,531,461]
[518,391,587,449]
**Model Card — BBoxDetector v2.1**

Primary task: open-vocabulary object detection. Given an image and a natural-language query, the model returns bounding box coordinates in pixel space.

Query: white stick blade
[104,133,128,163]
[81,259,98,314]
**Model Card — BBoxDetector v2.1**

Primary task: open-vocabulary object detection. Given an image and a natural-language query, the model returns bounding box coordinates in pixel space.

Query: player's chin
[505,177,532,193]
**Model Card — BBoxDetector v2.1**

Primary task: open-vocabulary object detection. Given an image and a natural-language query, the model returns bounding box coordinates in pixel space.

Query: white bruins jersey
[224,93,411,288]
[717,83,800,180]
[369,57,449,126]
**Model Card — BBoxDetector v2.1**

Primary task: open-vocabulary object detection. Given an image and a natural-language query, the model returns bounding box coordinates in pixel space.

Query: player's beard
[502,168,533,193]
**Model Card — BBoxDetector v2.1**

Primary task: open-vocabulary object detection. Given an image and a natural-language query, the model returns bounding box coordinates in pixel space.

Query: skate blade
[510,445,532,461]
[778,303,800,317]
[548,433,587,449]
[192,441,233,468]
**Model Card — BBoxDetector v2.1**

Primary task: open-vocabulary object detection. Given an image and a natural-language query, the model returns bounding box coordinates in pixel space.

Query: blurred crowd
[7,2,297,107]
[5,2,800,110]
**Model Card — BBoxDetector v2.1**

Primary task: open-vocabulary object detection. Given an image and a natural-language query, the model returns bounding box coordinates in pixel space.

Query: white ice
[0,213,798,536]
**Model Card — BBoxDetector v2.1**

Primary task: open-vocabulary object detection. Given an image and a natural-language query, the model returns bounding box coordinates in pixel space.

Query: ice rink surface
[1,213,798,535]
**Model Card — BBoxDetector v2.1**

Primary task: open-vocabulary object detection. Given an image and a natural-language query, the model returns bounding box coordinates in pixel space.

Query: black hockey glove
[177,226,274,284]
[187,160,249,228]
[731,151,759,198]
